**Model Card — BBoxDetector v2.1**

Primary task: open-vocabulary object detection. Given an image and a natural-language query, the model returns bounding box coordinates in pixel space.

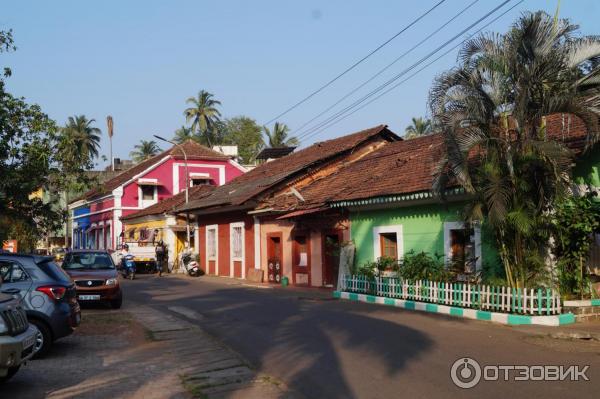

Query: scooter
[181,251,201,277]
[120,254,136,280]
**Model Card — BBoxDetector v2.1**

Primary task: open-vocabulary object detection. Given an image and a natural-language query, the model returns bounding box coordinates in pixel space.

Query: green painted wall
[350,203,500,269]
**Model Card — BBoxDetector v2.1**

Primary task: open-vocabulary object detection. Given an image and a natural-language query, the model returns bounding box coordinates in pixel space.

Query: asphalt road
[123,274,600,399]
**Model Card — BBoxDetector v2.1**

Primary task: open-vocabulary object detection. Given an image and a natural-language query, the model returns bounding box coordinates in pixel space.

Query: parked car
[0,291,38,382]
[0,254,81,357]
[62,250,123,309]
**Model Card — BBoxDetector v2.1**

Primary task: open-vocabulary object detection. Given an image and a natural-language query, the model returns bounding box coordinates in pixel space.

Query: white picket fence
[340,274,562,315]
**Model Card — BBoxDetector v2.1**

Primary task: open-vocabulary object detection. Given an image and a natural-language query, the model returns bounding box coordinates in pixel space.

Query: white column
[112,187,123,249]
[253,216,261,269]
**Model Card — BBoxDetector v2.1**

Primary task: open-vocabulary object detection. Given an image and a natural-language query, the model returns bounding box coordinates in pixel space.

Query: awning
[276,207,327,220]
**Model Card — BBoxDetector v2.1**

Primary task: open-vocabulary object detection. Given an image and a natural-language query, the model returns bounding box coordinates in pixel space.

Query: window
[0,261,30,283]
[380,233,398,260]
[191,178,212,186]
[141,185,155,200]
[207,227,217,259]
[444,222,481,273]
[231,224,243,259]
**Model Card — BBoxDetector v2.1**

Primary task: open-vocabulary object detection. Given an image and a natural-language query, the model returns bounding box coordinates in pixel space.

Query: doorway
[322,231,342,287]
[267,233,283,283]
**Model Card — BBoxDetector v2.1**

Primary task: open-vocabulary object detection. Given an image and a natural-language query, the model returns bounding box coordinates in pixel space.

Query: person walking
[155,240,167,277]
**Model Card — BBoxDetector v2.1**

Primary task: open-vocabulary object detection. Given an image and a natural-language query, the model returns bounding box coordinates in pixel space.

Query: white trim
[173,163,226,193]
[229,222,245,279]
[190,172,211,178]
[123,155,170,187]
[443,221,482,271]
[205,224,219,275]
[372,225,404,261]
[137,178,158,184]
[228,158,248,173]
[253,216,261,270]
[138,184,158,208]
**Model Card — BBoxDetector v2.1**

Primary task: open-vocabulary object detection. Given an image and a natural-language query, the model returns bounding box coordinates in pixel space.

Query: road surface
[124,274,600,399]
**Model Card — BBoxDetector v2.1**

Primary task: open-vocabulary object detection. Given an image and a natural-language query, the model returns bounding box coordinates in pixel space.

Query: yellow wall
[122,219,167,242]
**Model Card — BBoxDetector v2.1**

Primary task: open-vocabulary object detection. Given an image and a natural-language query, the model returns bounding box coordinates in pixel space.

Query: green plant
[550,194,600,298]
[398,250,447,281]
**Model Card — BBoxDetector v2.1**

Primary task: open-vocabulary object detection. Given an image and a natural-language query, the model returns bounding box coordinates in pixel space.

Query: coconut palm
[404,117,432,139]
[62,115,102,161]
[263,122,299,148]
[429,11,600,287]
[184,90,222,147]
[130,140,162,162]
[173,126,199,144]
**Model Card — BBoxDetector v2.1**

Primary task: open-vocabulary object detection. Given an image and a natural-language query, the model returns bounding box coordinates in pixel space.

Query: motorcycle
[181,251,201,277]
[120,254,136,280]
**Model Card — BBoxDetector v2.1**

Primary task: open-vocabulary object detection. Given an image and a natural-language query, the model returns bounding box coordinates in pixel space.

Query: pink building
[69,140,245,250]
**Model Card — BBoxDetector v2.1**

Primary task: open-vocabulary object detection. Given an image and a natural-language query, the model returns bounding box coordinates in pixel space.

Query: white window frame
[138,184,158,208]
[372,225,403,261]
[443,221,482,271]
[205,224,219,275]
[229,222,245,279]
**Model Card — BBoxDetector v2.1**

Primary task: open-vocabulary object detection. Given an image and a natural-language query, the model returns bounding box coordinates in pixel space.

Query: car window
[63,253,115,270]
[37,260,72,283]
[0,261,30,283]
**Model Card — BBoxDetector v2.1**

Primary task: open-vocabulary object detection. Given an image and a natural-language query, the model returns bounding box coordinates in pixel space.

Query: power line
[297,0,512,144]
[263,0,447,126]
[300,0,524,141]
[293,0,481,140]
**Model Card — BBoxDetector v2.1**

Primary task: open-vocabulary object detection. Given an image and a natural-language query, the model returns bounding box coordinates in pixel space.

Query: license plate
[23,332,36,350]
[78,295,100,301]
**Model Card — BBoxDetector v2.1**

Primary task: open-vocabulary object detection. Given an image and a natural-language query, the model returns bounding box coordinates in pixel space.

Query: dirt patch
[77,310,147,345]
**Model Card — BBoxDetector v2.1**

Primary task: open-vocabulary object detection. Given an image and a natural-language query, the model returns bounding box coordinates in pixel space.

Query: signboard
[2,240,17,253]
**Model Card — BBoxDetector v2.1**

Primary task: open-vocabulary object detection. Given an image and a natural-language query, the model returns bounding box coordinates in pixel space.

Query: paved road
[124,275,600,399]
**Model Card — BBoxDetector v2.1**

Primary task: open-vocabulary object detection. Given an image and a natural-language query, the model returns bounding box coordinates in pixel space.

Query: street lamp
[154,135,191,250]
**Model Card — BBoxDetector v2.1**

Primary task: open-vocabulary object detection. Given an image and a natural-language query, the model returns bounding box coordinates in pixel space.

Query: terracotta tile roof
[83,140,227,200]
[120,185,215,221]
[177,125,399,212]
[290,114,594,208]
[287,134,445,207]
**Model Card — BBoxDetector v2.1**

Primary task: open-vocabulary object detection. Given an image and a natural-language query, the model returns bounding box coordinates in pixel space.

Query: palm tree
[173,126,199,144]
[62,115,102,162]
[263,122,299,148]
[429,12,600,287]
[184,90,222,147]
[130,140,162,162]
[404,117,432,139]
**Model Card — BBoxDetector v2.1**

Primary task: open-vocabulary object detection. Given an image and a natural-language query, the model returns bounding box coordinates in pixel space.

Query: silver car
[0,254,81,357]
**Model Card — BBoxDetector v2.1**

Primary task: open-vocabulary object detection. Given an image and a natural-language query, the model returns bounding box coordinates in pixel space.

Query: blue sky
[2,0,597,167]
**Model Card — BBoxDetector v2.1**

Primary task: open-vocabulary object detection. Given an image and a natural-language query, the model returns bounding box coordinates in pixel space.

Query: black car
[0,253,81,357]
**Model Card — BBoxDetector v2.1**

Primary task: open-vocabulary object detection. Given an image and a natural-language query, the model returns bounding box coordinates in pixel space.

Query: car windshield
[62,253,115,270]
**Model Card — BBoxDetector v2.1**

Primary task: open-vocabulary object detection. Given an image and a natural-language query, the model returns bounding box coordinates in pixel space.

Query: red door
[322,231,342,286]
[267,233,283,283]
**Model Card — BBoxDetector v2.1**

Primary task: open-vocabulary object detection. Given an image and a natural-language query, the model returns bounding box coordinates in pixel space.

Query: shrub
[398,250,446,281]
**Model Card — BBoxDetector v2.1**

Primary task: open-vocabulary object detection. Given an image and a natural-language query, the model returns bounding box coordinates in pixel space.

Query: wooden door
[322,231,342,286]
[267,233,283,283]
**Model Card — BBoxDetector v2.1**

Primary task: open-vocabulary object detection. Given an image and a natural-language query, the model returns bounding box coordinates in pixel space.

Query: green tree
[0,29,82,250]
[130,140,162,162]
[404,117,432,139]
[263,122,299,148]
[62,115,102,161]
[184,90,222,147]
[429,12,600,287]
[173,125,199,144]
[222,116,264,164]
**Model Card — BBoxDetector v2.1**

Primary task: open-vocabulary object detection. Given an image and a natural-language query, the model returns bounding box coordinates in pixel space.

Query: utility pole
[107,116,114,171]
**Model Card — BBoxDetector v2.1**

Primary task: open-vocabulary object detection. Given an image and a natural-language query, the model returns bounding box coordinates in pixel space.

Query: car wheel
[0,366,20,383]
[110,295,123,309]
[30,320,52,359]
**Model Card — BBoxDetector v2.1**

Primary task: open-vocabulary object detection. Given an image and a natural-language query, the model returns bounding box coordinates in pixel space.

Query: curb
[563,299,600,307]
[333,291,575,326]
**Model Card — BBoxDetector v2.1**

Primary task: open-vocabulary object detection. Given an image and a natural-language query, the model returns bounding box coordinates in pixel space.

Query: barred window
[207,227,217,258]
[231,225,243,259]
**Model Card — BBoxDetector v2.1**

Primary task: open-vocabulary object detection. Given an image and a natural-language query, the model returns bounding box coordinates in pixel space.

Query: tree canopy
[130,140,162,162]
[263,122,299,148]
